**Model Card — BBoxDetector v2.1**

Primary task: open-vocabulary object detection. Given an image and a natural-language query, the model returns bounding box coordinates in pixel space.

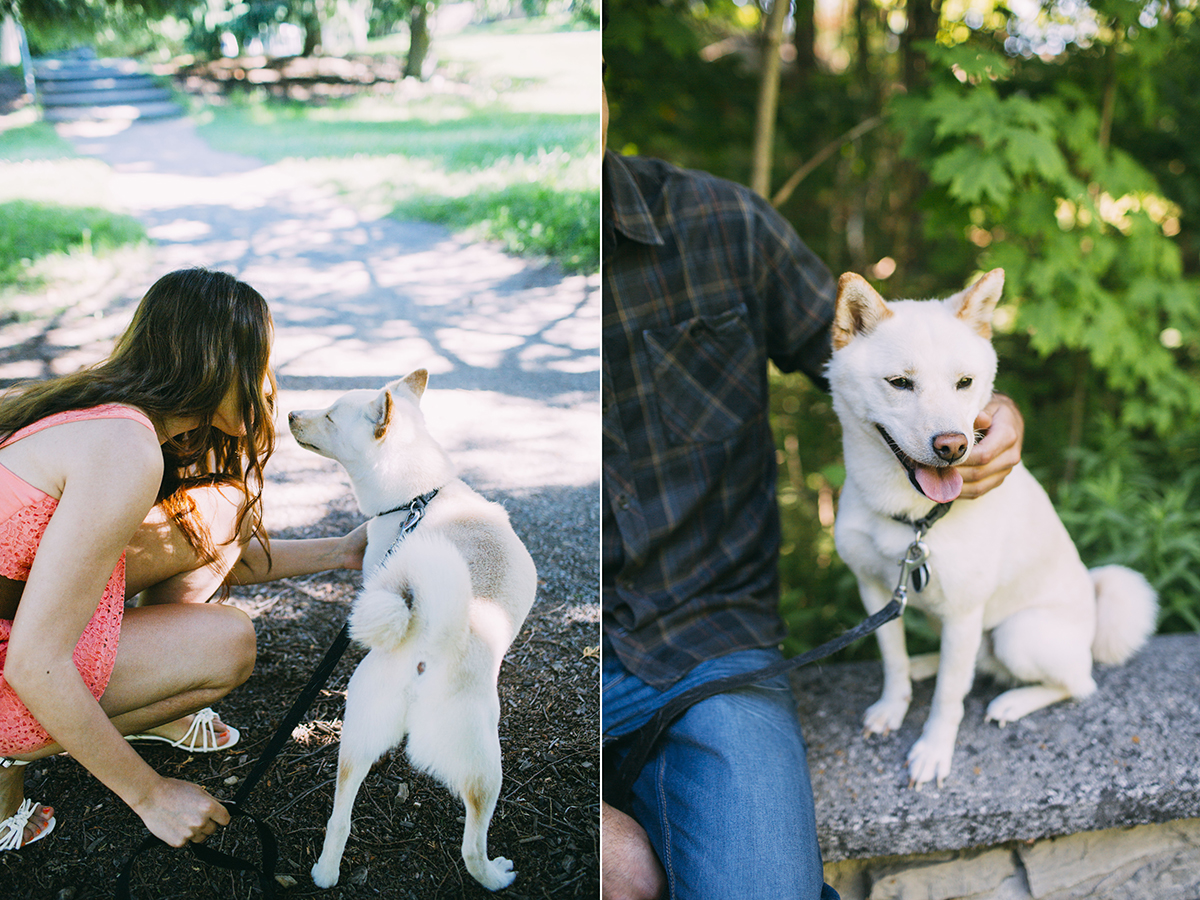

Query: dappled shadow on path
[4,117,599,408]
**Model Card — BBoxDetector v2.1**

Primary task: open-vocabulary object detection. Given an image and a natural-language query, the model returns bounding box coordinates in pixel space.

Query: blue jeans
[603,646,839,900]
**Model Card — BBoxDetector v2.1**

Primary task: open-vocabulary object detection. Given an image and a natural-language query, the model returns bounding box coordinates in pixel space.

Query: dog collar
[375,488,439,544]
[891,500,954,533]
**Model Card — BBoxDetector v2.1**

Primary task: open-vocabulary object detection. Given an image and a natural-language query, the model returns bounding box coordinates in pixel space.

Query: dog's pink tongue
[915,465,963,503]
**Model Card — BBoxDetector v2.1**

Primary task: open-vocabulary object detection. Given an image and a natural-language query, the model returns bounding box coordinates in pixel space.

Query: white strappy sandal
[0,760,56,852]
[125,707,241,753]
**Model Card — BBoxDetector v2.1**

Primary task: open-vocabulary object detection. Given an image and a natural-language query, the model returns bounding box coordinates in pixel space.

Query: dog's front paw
[467,855,516,891]
[311,857,342,889]
[862,696,909,737]
[905,735,954,789]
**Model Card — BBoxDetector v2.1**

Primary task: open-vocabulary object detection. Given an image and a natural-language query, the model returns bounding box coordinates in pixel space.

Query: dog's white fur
[827,270,1158,788]
[289,370,537,890]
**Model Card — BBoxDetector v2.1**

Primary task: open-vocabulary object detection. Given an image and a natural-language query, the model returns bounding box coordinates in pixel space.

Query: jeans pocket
[643,306,757,446]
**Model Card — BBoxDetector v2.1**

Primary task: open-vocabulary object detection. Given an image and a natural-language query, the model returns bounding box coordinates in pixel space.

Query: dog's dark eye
[957,377,973,390]
[887,376,914,391]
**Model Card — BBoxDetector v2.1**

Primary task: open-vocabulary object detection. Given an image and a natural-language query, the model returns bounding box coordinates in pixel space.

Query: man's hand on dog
[602,801,666,900]
[958,393,1024,500]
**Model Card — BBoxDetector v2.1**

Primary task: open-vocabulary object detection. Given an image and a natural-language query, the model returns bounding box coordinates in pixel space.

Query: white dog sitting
[826,270,1158,788]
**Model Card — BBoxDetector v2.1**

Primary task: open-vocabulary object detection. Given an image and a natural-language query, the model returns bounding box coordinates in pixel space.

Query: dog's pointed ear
[402,369,428,403]
[372,389,394,441]
[950,268,1004,339]
[833,273,893,350]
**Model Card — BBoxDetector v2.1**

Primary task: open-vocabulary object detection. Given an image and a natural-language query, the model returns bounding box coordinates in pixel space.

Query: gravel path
[0,115,599,899]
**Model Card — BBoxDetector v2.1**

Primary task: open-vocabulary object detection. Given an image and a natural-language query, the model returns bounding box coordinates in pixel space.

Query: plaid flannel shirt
[602,150,836,690]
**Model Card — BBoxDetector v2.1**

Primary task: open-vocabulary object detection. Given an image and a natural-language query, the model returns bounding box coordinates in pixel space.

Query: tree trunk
[301,2,322,56]
[750,0,791,197]
[793,0,815,75]
[901,0,938,92]
[892,0,938,280]
[405,3,431,79]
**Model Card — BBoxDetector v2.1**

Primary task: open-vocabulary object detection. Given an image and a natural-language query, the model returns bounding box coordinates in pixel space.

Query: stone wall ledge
[791,632,1200,898]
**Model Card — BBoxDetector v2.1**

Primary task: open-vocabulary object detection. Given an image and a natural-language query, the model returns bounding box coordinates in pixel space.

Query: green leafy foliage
[896,40,1200,437]
[1056,418,1200,634]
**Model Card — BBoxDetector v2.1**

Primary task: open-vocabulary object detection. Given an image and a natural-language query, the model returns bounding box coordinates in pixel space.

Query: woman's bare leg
[1,600,255,845]
[2,486,256,846]
[121,484,256,743]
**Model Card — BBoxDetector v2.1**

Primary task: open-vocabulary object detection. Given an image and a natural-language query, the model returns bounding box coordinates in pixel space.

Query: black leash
[604,598,903,812]
[116,487,440,898]
[604,502,955,813]
[116,622,351,899]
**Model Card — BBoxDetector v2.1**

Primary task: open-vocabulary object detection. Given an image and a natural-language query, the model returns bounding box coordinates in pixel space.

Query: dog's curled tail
[350,530,472,653]
[1090,565,1159,665]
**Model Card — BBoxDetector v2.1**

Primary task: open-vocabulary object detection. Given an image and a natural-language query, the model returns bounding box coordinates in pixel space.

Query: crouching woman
[0,268,366,851]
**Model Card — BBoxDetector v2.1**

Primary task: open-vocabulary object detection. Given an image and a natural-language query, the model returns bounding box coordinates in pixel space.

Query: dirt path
[0,115,599,900]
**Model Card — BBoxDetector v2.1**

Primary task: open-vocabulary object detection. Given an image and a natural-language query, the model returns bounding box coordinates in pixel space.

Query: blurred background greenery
[605,0,1200,659]
[0,0,600,298]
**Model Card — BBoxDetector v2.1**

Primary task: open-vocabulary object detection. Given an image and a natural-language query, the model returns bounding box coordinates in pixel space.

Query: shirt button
[617,495,630,510]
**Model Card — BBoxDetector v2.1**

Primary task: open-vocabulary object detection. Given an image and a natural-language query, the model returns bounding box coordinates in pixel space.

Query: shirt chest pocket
[643,307,758,446]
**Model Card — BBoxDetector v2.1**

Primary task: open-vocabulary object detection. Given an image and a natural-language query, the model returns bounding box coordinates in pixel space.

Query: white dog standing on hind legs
[826,268,1158,789]
[288,369,538,890]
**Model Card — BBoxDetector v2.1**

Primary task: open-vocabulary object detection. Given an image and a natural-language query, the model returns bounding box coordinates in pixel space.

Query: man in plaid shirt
[600,53,1025,900]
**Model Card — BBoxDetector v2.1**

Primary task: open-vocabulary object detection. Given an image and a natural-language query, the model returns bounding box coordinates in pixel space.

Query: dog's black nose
[932,432,968,462]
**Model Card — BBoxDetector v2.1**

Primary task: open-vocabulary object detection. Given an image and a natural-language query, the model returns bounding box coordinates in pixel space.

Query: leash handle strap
[604,599,903,812]
[115,801,279,899]
[115,623,351,900]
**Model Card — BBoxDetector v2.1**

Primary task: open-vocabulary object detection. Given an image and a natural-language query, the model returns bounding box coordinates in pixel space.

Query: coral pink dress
[0,404,156,755]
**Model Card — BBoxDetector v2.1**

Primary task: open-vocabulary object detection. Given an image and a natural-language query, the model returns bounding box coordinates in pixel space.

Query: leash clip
[892,538,930,614]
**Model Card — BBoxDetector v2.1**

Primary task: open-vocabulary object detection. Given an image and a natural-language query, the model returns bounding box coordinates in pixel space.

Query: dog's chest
[842,515,970,616]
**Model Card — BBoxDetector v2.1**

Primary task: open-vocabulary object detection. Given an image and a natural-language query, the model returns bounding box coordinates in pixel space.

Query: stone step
[42,99,182,122]
[33,58,141,80]
[38,86,173,106]
[38,74,158,93]
[33,55,181,121]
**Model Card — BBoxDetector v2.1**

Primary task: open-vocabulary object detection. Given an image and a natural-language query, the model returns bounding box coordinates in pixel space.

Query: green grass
[395,180,600,273]
[0,114,147,292]
[197,102,596,171]
[196,98,599,272]
[0,118,77,162]
[0,200,146,290]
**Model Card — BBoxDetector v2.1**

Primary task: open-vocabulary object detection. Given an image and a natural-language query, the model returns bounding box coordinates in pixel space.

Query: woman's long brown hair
[0,268,277,573]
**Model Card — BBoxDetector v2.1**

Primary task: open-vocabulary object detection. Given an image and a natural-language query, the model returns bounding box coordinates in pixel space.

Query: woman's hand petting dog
[336,522,370,571]
[958,393,1025,500]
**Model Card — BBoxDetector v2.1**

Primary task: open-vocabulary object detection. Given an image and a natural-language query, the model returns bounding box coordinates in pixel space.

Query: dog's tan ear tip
[837,271,866,294]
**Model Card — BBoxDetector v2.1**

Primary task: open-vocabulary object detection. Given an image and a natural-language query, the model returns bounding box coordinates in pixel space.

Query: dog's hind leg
[411,687,514,891]
[312,652,410,888]
[460,762,514,891]
[985,684,1074,726]
[985,606,1096,727]
[311,749,374,888]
